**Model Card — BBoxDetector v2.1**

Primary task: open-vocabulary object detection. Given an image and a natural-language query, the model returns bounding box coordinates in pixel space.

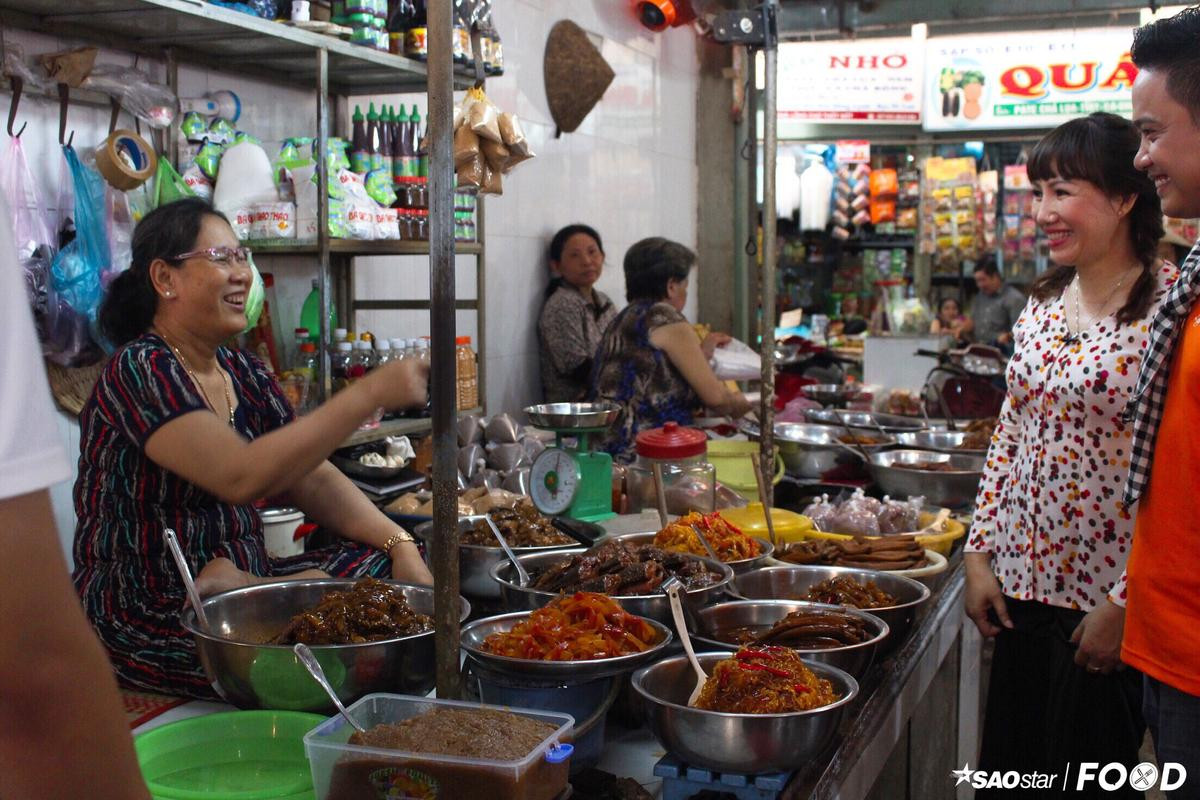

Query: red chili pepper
[739,662,791,678]
[792,683,811,693]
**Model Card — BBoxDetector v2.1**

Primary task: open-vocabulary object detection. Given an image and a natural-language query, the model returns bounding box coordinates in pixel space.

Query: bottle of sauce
[455,336,478,410]
[377,105,393,178]
[349,106,370,175]
[331,341,354,393]
[404,0,428,61]
[366,103,382,172]
[412,106,427,178]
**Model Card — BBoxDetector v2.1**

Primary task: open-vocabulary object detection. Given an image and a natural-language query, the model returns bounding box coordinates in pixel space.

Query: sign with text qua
[923,28,1137,131]
[778,37,923,124]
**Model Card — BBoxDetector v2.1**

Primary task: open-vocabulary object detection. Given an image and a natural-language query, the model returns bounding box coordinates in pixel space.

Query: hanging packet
[50,146,110,362]
[152,157,196,209]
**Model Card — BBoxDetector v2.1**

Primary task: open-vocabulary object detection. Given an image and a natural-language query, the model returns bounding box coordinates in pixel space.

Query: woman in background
[537,224,617,402]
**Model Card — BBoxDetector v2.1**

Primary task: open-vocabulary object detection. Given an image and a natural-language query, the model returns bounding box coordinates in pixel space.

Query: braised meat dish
[780,538,927,570]
[461,504,573,548]
[719,608,874,650]
[271,578,432,645]
[801,576,897,609]
[528,540,722,596]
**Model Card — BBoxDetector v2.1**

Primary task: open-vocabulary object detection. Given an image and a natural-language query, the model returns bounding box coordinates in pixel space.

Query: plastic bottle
[391,103,408,190]
[350,106,370,174]
[296,342,318,380]
[405,0,428,60]
[331,341,354,392]
[300,279,339,344]
[388,1,414,55]
[374,337,392,367]
[366,103,382,172]
[390,337,407,357]
[455,335,478,410]
[410,106,427,178]
[377,106,393,177]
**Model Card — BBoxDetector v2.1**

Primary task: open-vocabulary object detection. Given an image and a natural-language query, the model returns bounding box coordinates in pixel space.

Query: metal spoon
[915,508,952,536]
[163,528,210,631]
[651,462,670,529]
[689,523,722,563]
[486,516,530,587]
[665,580,709,707]
[293,643,366,735]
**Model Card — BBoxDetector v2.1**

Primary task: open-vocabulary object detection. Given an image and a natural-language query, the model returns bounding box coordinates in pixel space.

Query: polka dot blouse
[967,264,1177,611]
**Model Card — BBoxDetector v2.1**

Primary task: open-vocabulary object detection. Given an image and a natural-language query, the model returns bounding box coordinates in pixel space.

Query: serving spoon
[163,528,210,632]
[914,508,952,536]
[293,643,366,735]
[486,516,530,587]
[664,578,708,707]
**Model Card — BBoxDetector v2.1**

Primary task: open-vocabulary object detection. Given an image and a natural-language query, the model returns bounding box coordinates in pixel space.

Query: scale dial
[530,448,581,515]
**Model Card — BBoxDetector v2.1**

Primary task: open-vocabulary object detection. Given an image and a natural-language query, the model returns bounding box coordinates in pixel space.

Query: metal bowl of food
[524,402,620,429]
[606,530,775,575]
[894,430,989,455]
[632,652,858,774]
[413,514,579,599]
[733,565,929,648]
[805,408,928,434]
[867,449,985,509]
[460,610,674,680]
[181,579,470,712]
[690,599,888,680]
[489,549,735,625]
[800,383,860,407]
[742,421,893,479]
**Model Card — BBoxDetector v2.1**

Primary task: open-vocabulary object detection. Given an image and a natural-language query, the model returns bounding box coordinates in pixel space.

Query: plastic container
[258,507,306,558]
[304,694,574,800]
[300,279,338,344]
[625,422,716,516]
[456,336,478,411]
[718,501,813,546]
[136,710,325,800]
[705,439,785,500]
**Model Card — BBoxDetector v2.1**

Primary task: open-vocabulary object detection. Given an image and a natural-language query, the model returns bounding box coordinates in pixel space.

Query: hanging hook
[57,82,74,147]
[6,74,26,137]
[108,96,122,135]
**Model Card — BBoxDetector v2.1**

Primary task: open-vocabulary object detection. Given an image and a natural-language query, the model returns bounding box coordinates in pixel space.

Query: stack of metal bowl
[632,652,859,774]
[866,449,985,509]
[894,429,989,456]
[182,579,469,712]
[733,565,929,649]
[743,421,895,479]
[805,408,930,434]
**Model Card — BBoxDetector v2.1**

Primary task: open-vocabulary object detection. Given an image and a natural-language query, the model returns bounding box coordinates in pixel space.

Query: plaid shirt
[1124,244,1200,507]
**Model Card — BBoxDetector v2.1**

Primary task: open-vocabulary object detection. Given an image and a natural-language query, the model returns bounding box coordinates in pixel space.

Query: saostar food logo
[950,762,1188,792]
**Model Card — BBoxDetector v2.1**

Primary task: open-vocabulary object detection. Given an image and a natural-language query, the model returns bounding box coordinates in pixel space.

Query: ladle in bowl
[293,643,366,735]
[163,528,210,632]
[664,578,708,707]
[486,516,530,587]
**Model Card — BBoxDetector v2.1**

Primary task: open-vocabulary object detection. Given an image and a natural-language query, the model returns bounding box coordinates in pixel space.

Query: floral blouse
[967,264,1177,611]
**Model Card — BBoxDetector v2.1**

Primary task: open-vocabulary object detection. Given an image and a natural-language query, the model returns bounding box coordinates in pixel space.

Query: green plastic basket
[136,710,325,800]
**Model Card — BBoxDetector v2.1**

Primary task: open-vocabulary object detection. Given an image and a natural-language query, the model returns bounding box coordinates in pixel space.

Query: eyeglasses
[174,246,253,266]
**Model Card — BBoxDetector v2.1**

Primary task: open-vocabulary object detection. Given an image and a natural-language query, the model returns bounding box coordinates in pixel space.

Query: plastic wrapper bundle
[807,490,928,535]
[829,492,880,537]
[877,496,924,534]
[458,443,486,481]
[82,64,177,128]
[484,412,522,443]
[50,146,110,362]
[452,88,536,195]
[710,337,761,381]
[486,442,530,473]
[805,495,838,532]
[457,414,484,446]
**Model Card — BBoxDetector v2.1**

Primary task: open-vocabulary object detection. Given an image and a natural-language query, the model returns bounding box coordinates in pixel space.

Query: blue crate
[654,754,794,800]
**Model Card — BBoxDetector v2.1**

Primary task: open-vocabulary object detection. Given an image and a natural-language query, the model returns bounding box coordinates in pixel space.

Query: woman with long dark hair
[964,112,1176,796]
[74,198,432,699]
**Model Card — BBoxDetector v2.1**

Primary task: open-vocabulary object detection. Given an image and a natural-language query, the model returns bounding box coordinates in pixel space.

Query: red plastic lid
[636,421,707,459]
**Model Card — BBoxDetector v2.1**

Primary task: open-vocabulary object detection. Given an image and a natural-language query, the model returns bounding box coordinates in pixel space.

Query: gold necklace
[1072,268,1136,335]
[160,335,235,426]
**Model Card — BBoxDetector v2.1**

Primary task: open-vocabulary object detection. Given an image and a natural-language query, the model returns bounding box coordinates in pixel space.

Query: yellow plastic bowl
[801,510,967,556]
[707,441,784,500]
[718,502,814,546]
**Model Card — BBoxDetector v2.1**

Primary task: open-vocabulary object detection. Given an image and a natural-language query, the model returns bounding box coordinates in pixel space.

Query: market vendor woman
[73,198,432,699]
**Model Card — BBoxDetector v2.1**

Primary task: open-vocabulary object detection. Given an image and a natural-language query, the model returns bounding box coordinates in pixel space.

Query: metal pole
[732,47,750,346]
[315,48,331,401]
[759,2,779,508]
[427,0,462,700]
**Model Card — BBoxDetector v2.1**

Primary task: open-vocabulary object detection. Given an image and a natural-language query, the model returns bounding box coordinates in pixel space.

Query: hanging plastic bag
[152,157,195,209]
[52,146,110,325]
[243,254,265,332]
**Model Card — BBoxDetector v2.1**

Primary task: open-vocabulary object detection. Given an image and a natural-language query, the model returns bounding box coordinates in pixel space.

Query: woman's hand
[390,542,433,585]
[701,332,732,360]
[193,557,256,598]
[1070,601,1125,675]
[964,552,1013,637]
[362,357,430,412]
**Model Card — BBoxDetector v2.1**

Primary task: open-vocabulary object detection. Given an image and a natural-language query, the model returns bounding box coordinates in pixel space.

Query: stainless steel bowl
[524,402,620,429]
[632,652,859,773]
[800,383,860,406]
[733,565,930,647]
[412,516,580,599]
[490,550,735,625]
[805,408,927,434]
[460,610,674,680]
[895,430,988,455]
[868,449,985,509]
[606,531,775,575]
[743,421,894,478]
[690,599,888,680]
[181,579,470,712]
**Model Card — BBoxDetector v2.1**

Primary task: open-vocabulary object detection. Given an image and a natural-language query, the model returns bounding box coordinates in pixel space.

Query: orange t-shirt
[1123,299,1200,695]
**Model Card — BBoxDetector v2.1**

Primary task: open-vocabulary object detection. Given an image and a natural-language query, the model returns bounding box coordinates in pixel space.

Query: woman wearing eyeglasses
[72,199,433,698]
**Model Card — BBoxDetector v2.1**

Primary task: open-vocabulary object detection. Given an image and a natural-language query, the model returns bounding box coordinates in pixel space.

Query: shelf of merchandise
[246,239,483,256]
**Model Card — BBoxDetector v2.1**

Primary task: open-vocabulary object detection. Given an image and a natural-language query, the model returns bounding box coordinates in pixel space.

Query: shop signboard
[923,29,1137,131]
[777,37,922,123]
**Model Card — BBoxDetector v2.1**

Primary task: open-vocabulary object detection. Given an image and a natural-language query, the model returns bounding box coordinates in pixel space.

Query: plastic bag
[710,337,761,381]
[243,255,265,332]
[82,64,178,128]
[49,146,110,363]
[152,157,195,209]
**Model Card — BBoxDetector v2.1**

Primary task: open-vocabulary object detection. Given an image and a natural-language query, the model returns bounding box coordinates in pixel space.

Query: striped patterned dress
[72,333,390,699]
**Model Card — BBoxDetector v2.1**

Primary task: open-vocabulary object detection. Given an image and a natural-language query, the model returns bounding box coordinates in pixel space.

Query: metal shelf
[247,239,483,256]
[341,407,482,448]
[0,0,473,93]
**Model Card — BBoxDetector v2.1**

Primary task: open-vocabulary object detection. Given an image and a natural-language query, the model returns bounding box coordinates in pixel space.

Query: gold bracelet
[381,530,415,553]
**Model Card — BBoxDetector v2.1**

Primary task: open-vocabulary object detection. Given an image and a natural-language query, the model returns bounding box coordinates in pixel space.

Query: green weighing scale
[524,403,619,522]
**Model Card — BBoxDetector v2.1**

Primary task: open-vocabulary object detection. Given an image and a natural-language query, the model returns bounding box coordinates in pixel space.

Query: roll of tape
[96,129,157,191]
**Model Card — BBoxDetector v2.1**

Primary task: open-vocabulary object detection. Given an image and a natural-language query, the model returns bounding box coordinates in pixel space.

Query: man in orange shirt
[1124,8,1200,793]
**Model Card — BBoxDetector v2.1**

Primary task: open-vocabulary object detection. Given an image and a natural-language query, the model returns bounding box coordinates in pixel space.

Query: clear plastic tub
[304,693,574,800]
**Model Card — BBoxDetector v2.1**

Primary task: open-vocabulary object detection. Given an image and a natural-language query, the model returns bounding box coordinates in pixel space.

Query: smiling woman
[73,199,434,700]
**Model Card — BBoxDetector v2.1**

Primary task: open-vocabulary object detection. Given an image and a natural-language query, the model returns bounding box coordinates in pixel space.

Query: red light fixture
[634,0,696,31]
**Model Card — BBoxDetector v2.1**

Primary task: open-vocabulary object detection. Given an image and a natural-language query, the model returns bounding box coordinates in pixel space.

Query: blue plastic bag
[51,145,110,327]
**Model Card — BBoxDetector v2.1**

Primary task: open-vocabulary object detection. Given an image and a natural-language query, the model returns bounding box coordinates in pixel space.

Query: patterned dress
[538,283,617,402]
[72,333,390,698]
[590,301,701,462]
[967,264,1177,610]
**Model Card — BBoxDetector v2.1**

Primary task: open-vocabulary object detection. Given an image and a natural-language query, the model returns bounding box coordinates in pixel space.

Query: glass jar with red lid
[625,421,716,517]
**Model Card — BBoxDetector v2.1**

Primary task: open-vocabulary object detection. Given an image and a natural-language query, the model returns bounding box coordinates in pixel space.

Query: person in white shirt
[0,199,150,798]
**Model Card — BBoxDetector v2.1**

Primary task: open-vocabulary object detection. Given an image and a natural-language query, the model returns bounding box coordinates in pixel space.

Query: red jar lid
[636,421,707,459]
